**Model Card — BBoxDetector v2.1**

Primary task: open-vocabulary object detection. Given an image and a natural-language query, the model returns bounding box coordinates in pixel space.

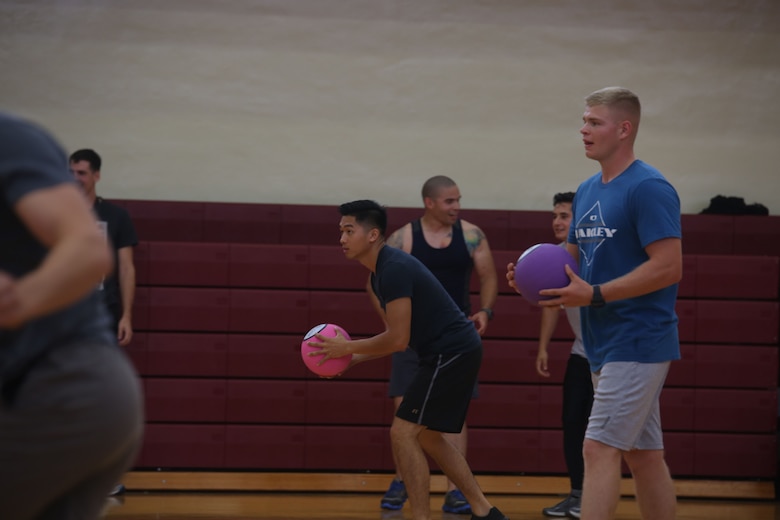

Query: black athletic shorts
[389,348,479,399]
[395,347,482,433]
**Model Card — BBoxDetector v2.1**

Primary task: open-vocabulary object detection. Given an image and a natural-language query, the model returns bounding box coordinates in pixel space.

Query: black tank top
[410,219,473,314]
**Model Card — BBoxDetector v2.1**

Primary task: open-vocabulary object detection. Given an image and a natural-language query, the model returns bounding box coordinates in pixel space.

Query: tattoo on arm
[464,228,485,256]
[387,230,404,249]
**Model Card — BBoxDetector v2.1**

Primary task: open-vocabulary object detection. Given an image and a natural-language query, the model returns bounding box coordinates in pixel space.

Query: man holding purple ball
[509,87,681,520]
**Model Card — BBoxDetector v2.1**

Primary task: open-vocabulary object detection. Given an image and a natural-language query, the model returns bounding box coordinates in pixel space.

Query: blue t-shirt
[370,245,481,358]
[568,160,681,371]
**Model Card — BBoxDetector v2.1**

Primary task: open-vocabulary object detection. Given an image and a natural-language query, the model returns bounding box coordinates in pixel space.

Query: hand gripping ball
[514,243,578,304]
[301,323,352,377]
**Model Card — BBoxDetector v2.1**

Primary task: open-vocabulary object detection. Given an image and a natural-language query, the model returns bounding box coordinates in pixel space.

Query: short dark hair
[553,192,575,205]
[338,200,387,237]
[69,149,101,171]
[421,175,456,200]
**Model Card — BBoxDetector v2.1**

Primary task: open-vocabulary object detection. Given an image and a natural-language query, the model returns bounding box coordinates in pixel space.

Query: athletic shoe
[380,479,407,510]
[109,484,126,496]
[471,506,509,520]
[542,494,580,517]
[442,489,472,514]
[569,503,581,518]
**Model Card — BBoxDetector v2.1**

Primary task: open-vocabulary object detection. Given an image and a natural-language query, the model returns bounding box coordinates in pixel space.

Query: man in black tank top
[410,218,473,312]
[380,175,498,514]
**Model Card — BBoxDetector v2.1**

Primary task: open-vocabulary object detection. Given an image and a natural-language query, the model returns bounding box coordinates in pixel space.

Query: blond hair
[586,87,641,129]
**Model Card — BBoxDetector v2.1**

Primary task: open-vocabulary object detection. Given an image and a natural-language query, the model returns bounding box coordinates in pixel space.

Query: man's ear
[619,120,632,139]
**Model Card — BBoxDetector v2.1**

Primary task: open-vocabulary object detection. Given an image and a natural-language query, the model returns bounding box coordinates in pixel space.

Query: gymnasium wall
[1,0,779,214]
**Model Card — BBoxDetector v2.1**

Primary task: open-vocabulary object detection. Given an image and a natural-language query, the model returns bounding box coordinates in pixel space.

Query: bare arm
[536,306,560,377]
[309,297,411,367]
[565,242,578,263]
[116,246,136,346]
[386,223,412,253]
[540,237,683,308]
[463,222,498,334]
[0,184,112,328]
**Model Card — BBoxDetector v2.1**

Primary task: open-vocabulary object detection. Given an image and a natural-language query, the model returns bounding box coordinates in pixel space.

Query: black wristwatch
[590,285,606,308]
[480,308,494,321]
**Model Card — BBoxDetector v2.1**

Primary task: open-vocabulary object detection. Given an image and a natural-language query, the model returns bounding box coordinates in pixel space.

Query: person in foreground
[0,112,144,520]
[310,199,508,520]
[509,87,681,520]
[536,192,593,519]
[381,175,498,514]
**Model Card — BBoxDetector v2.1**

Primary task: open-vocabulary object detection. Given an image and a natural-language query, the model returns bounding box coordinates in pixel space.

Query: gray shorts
[586,361,670,451]
[0,340,144,520]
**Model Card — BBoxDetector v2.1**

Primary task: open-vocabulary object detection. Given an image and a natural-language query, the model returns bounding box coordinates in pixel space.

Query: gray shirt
[0,113,114,392]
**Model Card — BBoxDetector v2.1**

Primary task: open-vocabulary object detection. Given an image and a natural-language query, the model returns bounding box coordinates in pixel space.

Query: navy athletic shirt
[370,245,481,358]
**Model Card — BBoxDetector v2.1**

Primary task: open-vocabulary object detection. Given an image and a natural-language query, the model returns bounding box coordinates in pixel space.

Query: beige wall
[2,0,779,214]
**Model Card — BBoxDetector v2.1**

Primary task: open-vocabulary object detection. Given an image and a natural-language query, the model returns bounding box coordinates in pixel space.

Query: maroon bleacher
[224,425,305,469]
[147,242,230,287]
[226,380,307,424]
[137,424,226,468]
[144,378,227,423]
[305,426,388,470]
[145,332,228,377]
[118,199,779,481]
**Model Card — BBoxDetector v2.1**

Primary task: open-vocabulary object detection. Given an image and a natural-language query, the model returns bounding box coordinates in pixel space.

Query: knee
[390,419,419,446]
[581,438,598,462]
[624,449,666,475]
[582,438,620,466]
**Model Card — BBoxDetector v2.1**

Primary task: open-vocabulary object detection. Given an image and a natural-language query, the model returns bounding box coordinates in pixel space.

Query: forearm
[17,231,111,321]
[479,272,498,312]
[344,330,407,358]
[538,306,559,349]
[350,352,390,365]
[600,254,681,303]
[118,262,135,320]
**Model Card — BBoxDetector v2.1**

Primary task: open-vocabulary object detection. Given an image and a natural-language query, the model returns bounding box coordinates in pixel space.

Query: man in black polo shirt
[70,149,139,497]
[69,149,138,348]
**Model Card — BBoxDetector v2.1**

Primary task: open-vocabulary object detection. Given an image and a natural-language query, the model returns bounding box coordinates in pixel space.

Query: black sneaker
[542,494,580,517]
[380,479,407,510]
[442,489,472,514]
[471,506,509,520]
